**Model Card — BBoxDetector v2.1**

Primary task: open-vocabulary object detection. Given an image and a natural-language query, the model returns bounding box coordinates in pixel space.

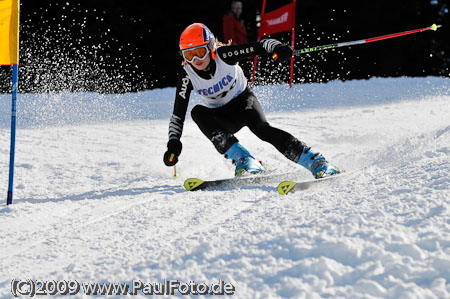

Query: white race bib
[184,55,247,108]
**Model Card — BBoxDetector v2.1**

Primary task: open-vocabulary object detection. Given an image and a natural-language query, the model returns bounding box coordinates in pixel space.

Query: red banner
[259,2,295,37]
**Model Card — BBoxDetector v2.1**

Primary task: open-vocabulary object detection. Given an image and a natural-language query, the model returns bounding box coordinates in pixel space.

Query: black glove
[272,44,293,62]
[163,139,182,166]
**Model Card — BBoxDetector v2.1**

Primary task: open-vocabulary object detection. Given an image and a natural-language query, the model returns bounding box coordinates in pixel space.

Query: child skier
[163,23,340,178]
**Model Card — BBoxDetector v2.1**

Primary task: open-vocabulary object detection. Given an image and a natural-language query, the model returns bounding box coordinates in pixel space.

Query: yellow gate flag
[0,0,19,65]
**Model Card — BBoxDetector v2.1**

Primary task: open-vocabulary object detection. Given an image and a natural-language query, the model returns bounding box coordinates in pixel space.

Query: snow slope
[0,77,449,298]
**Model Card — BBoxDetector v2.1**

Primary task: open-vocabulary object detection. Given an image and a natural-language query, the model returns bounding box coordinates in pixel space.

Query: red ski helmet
[179,23,217,62]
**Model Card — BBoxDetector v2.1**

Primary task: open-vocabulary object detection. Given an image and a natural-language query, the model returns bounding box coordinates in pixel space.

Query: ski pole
[173,165,179,178]
[169,153,179,178]
[291,24,441,56]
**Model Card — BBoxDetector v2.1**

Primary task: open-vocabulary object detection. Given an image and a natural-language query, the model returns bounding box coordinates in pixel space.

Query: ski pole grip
[169,153,174,162]
[272,53,278,60]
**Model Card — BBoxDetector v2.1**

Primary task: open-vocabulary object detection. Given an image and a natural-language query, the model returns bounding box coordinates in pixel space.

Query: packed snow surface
[1,77,449,298]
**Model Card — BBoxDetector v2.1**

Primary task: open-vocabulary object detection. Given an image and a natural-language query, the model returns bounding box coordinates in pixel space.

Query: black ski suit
[168,41,306,162]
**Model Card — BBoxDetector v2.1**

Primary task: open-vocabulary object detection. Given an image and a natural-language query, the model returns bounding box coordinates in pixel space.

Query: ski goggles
[182,45,210,63]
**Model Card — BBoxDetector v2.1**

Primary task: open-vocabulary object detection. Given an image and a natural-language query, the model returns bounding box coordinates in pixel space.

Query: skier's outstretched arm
[217,39,293,65]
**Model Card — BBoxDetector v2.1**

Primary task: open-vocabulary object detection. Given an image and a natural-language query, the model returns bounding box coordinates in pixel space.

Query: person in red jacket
[223,1,248,45]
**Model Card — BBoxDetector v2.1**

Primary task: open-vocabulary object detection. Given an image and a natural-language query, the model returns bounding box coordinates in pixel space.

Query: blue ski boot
[225,142,265,176]
[298,147,341,179]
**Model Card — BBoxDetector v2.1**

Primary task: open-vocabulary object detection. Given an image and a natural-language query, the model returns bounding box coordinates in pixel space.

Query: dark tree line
[0,0,448,93]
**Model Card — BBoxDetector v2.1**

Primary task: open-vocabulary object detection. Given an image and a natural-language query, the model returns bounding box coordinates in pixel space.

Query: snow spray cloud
[17,2,147,93]
[253,21,348,112]
[0,2,164,128]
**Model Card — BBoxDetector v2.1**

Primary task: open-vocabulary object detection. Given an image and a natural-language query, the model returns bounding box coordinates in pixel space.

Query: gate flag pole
[0,0,20,205]
[7,64,18,205]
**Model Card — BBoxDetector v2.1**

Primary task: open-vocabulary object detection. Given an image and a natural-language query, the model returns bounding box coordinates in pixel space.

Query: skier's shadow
[8,184,184,205]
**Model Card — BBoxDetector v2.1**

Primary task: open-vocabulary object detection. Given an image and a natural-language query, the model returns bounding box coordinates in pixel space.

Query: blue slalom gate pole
[7,64,18,205]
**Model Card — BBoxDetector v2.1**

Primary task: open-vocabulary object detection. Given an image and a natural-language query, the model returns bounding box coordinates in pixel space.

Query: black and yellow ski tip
[277,181,296,195]
[184,178,204,191]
